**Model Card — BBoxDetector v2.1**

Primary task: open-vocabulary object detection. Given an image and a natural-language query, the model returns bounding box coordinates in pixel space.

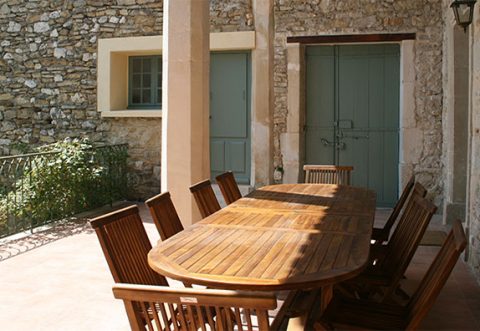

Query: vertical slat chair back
[145,192,184,241]
[113,284,278,331]
[303,165,354,186]
[215,171,242,205]
[406,220,467,330]
[90,205,168,286]
[189,179,221,218]
[382,175,417,236]
[374,180,427,242]
[378,191,437,299]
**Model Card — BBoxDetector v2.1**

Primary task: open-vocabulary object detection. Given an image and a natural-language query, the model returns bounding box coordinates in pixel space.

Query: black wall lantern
[451,0,477,32]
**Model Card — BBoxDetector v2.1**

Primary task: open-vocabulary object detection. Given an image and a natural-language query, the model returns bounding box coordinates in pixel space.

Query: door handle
[321,138,345,150]
[321,138,335,146]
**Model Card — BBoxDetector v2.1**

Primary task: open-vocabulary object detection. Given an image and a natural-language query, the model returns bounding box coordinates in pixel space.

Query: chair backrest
[215,171,242,205]
[113,283,278,331]
[378,190,437,298]
[303,165,354,185]
[145,192,184,241]
[382,175,419,236]
[406,220,467,330]
[189,179,221,218]
[90,205,168,286]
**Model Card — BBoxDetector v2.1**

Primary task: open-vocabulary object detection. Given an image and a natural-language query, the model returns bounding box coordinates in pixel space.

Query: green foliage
[0,139,128,237]
[9,142,33,155]
[0,203,7,236]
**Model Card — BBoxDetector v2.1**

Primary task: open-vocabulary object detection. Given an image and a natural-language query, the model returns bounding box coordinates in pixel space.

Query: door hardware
[341,134,369,140]
[337,119,353,129]
[321,138,335,146]
[321,138,345,150]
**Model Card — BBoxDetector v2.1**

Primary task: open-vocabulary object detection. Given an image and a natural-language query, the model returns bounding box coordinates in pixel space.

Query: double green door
[305,44,400,207]
[210,52,251,184]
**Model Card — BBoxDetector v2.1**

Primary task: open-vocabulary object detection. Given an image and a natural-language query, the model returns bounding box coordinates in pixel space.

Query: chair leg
[313,320,335,331]
[334,283,360,300]
[395,286,411,301]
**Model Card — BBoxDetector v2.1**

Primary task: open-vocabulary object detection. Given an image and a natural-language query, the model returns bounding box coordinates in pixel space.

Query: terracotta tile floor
[0,205,479,330]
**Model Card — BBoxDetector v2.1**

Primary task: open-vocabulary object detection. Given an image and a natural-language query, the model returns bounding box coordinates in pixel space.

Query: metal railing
[0,144,128,238]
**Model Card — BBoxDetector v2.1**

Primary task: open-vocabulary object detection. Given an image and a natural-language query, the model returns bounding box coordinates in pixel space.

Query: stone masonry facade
[468,9,480,282]
[0,0,252,199]
[0,0,164,199]
[273,0,445,206]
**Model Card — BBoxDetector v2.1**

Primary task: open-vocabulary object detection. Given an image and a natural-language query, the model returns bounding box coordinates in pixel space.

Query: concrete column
[281,43,305,183]
[161,0,210,226]
[251,0,274,186]
[466,6,480,269]
[443,26,469,224]
[399,40,420,191]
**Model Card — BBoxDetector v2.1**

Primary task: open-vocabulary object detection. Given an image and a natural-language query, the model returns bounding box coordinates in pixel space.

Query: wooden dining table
[148,183,376,328]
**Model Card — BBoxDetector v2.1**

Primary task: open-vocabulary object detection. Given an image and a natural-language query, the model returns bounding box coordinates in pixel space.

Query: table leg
[285,285,333,331]
[319,285,333,314]
[310,285,333,331]
[285,289,318,331]
[287,314,308,331]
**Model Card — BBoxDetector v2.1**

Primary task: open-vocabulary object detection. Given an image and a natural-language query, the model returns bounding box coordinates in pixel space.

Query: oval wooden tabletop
[148,184,376,291]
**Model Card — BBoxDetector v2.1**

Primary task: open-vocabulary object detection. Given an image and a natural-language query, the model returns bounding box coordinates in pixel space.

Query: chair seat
[321,295,407,330]
[352,263,392,286]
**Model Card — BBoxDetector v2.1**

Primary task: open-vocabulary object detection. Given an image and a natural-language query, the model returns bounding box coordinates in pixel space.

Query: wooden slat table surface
[148,184,376,291]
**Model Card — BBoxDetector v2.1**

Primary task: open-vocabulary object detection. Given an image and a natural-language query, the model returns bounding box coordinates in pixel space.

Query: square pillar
[251,0,274,186]
[161,0,210,226]
[282,43,305,183]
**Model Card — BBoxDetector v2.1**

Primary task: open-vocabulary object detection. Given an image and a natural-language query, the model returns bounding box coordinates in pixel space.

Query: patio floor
[0,205,479,331]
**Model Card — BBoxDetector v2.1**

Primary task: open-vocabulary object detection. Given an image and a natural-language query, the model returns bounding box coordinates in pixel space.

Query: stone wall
[210,0,254,32]
[467,7,480,281]
[0,0,452,205]
[0,0,163,199]
[0,0,252,199]
[273,0,445,205]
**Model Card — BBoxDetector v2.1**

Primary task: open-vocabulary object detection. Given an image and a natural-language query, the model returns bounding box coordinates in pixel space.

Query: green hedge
[0,139,128,237]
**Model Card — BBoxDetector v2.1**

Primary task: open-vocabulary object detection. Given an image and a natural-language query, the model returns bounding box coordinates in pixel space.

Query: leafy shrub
[0,202,7,236]
[0,139,128,237]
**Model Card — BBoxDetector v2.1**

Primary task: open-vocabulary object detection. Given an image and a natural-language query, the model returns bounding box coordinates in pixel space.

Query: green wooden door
[210,52,251,184]
[305,45,400,207]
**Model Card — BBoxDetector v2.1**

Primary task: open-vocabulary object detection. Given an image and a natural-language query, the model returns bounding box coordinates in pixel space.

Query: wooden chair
[189,179,221,218]
[90,205,168,286]
[215,171,242,205]
[347,191,437,302]
[317,220,467,330]
[372,176,423,243]
[113,283,279,331]
[303,165,353,185]
[145,192,184,241]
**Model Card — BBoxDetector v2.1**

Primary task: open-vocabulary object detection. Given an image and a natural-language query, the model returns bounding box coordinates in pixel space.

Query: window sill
[101,110,162,118]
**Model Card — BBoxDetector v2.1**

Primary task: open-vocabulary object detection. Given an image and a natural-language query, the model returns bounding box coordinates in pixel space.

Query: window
[97,32,254,117]
[128,55,162,109]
